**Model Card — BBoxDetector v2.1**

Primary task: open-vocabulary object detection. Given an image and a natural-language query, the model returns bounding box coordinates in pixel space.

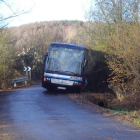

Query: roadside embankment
[68,91,140,129]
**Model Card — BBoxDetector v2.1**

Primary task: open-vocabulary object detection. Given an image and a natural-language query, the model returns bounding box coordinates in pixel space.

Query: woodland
[1,0,140,110]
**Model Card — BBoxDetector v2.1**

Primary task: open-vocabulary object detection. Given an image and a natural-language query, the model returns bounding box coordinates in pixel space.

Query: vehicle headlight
[47,78,51,81]
[73,81,82,86]
[73,81,78,85]
[44,77,51,82]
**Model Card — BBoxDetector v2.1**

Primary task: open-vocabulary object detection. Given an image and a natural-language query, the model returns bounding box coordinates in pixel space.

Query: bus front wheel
[76,87,81,93]
[47,87,55,92]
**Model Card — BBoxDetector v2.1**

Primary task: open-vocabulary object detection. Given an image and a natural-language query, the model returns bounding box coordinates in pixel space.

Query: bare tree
[84,0,140,99]
[88,0,140,24]
[0,0,33,27]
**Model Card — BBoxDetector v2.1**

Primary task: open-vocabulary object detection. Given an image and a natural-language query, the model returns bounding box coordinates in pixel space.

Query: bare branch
[1,0,16,15]
[0,0,34,27]
[0,10,30,22]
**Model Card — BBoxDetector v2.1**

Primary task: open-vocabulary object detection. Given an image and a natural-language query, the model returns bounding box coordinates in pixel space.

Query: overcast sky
[2,0,93,27]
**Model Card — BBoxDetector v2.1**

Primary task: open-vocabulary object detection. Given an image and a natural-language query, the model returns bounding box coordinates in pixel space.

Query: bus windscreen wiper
[46,70,60,73]
[52,70,61,73]
[60,70,76,75]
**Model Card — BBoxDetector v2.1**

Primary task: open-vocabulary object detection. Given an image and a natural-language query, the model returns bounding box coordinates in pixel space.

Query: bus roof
[50,42,86,49]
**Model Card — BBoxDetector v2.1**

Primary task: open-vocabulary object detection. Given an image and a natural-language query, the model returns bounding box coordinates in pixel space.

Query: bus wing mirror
[44,53,48,62]
[84,60,88,66]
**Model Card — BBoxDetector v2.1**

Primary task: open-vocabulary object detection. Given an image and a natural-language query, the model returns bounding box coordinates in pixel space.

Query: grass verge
[68,91,140,128]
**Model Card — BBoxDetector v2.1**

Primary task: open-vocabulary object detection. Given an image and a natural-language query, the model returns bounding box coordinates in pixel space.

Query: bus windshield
[45,45,84,76]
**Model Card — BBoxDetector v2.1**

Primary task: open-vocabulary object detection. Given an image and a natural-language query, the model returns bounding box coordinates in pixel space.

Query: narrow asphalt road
[0,84,140,140]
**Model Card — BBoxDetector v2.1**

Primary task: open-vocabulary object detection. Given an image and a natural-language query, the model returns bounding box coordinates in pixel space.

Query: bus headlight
[73,81,81,86]
[44,77,51,82]
[73,81,78,85]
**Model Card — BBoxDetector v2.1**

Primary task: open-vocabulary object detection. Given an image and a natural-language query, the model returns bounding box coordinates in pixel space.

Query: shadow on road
[43,89,74,96]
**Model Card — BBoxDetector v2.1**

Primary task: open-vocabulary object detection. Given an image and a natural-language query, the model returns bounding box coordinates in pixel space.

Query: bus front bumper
[42,78,82,91]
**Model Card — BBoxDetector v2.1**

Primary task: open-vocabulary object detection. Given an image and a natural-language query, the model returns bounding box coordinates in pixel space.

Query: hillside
[8,20,87,54]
